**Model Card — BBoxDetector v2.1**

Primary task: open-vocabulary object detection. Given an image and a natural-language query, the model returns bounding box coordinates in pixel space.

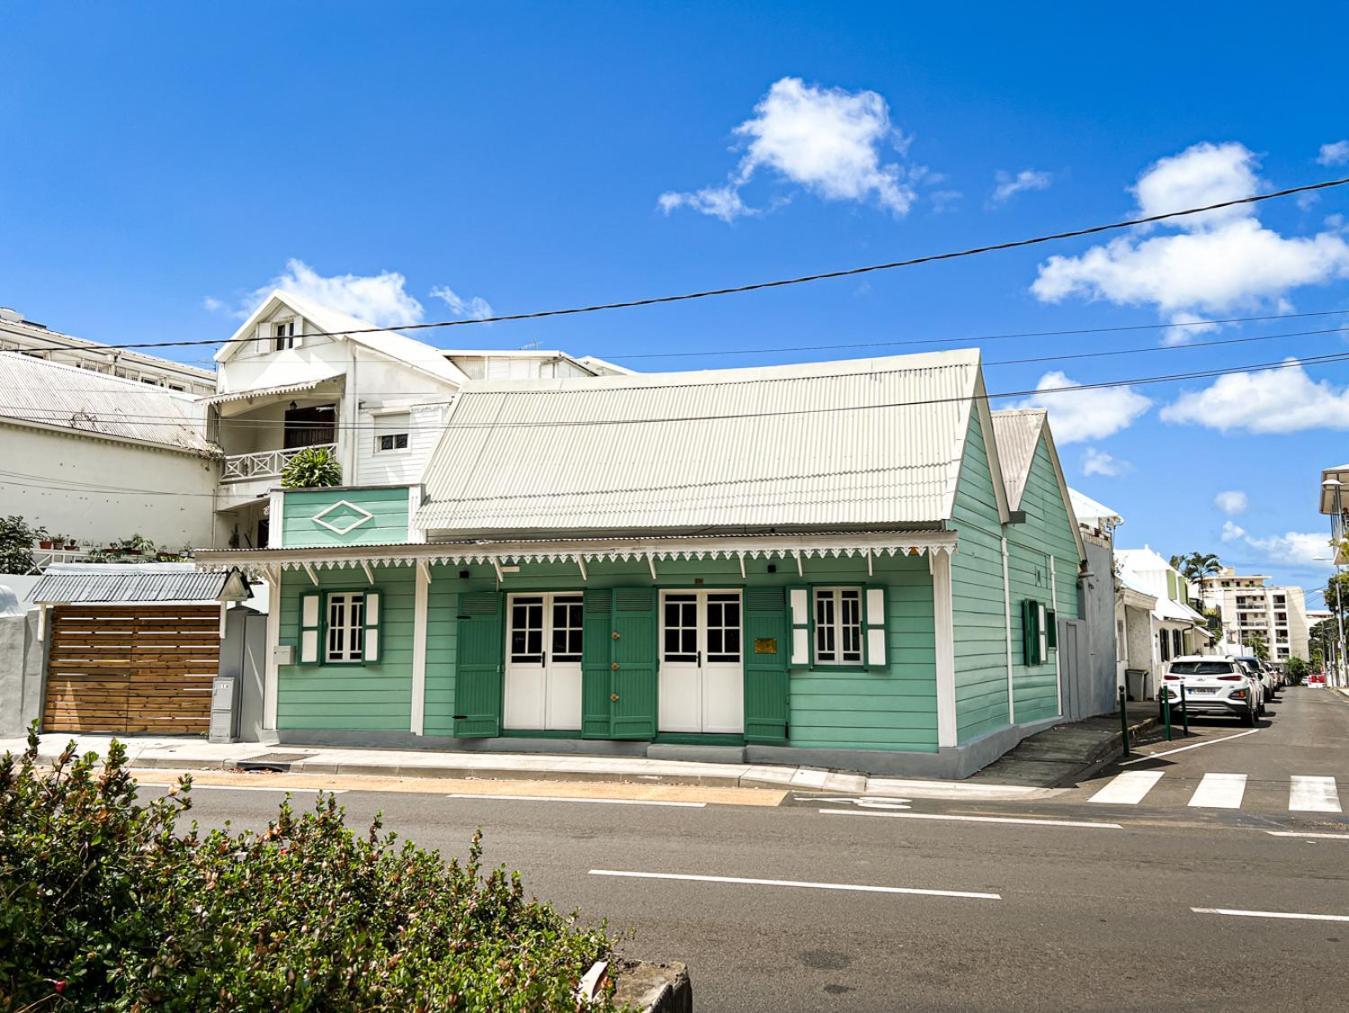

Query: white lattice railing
[221,443,336,483]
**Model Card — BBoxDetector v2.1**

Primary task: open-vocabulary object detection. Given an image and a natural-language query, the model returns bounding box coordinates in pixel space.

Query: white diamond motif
[312,499,375,536]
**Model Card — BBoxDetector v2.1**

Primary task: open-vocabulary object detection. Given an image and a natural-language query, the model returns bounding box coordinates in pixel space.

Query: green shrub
[0,729,616,1011]
[0,516,44,573]
[281,446,342,489]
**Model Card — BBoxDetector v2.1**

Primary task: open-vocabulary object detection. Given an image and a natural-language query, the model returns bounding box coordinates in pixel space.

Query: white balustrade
[221,443,337,483]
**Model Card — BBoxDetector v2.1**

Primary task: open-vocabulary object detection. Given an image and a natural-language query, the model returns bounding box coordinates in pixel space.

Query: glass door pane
[551,595,584,661]
[509,596,544,663]
[663,594,698,662]
[706,593,741,662]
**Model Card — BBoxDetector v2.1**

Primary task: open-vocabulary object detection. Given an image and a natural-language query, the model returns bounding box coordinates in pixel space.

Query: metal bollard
[1119,685,1130,757]
[1162,689,1173,741]
[1180,683,1189,736]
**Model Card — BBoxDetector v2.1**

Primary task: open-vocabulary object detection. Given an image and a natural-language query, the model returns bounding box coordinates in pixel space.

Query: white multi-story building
[0,305,216,395]
[208,290,627,549]
[1199,568,1310,666]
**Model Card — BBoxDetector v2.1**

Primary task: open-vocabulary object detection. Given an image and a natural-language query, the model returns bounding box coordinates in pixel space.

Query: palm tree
[1169,551,1222,583]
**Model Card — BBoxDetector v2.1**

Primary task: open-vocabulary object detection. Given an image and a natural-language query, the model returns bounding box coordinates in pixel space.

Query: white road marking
[446,793,705,808]
[797,795,913,810]
[1088,770,1165,805]
[818,808,1121,830]
[588,869,1000,900]
[1192,907,1349,923]
[1288,776,1342,813]
[1266,831,1349,840]
[182,785,343,794]
[1187,773,1247,809]
[1119,728,1260,765]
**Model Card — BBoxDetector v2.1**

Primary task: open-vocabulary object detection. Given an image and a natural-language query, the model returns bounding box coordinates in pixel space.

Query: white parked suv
[1231,656,1275,714]
[1163,656,1261,726]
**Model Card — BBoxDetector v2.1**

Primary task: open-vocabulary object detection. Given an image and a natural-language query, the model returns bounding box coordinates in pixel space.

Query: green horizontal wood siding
[949,410,1012,742]
[275,564,413,730]
[281,486,410,548]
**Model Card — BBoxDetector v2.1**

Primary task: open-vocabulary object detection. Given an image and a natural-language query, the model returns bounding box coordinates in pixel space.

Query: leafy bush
[0,730,616,1010]
[281,446,342,489]
[0,516,44,573]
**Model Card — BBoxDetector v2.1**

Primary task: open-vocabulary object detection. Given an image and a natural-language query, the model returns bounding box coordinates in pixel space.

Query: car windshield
[1169,661,1236,676]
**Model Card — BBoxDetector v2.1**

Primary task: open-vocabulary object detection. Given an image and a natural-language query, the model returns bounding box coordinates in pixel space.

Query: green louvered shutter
[362,589,382,664]
[1021,598,1040,667]
[609,588,657,740]
[581,589,613,738]
[453,591,503,738]
[1046,609,1057,651]
[863,586,888,669]
[743,586,789,744]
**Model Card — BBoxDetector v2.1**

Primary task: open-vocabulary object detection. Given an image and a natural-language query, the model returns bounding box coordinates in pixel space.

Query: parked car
[1308,673,1326,688]
[1163,656,1261,726]
[1232,656,1276,711]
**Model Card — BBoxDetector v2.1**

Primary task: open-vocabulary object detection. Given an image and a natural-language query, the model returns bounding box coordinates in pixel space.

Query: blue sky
[3,2,1348,598]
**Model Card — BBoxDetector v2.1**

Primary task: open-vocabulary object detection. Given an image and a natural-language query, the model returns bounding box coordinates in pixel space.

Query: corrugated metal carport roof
[29,563,250,604]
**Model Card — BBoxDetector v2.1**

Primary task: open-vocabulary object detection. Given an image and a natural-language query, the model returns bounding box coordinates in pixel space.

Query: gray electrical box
[209,673,240,743]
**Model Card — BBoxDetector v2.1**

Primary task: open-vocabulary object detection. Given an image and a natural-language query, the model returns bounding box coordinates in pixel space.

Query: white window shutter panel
[788,586,810,666]
[363,591,382,663]
[299,592,321,664]
[865,586,887,667]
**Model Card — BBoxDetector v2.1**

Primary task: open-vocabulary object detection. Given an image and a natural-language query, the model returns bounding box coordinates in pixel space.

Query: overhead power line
[6,348,1349,429]
[57,174,1349,354]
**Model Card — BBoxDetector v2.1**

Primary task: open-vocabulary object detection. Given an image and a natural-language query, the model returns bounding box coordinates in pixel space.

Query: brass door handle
[610,693,620,702]
[610,662,620,671]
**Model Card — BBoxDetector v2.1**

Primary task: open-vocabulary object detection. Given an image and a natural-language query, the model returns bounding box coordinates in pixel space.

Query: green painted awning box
[280,485,416,548]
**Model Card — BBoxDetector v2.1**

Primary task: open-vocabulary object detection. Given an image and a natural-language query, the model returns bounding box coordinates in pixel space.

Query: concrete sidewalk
[0,732,1052,801]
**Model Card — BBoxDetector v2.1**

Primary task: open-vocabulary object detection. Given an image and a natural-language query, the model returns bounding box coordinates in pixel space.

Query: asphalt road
[151,688,1349,1011]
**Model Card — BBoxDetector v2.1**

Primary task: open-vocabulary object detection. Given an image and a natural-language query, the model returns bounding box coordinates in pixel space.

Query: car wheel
[1243,705,1257,727]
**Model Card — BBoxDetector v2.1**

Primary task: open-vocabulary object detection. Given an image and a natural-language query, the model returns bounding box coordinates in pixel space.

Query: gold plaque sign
[753,638,778,655]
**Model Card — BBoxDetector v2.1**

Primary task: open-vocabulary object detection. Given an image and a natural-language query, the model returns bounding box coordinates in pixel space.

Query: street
[147,688,1349,1011]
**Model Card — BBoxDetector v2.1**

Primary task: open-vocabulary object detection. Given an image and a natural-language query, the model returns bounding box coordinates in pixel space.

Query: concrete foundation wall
[0,610,46,737]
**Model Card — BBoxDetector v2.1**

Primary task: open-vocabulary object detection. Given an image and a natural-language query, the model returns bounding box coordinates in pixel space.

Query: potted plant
[37,530,53,550]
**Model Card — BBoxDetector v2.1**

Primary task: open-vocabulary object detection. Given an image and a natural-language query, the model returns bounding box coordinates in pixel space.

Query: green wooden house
[197,350,1085,776]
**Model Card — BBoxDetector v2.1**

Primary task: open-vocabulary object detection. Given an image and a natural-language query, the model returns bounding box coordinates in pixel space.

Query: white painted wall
[355,402,448,486]
[0,421,218,550]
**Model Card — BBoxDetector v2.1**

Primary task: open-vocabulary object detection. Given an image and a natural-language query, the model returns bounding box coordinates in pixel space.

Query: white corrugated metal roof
[202,371,344,405]
[29,563,250,604]
[0,352,215,454]
[417,350,982,536]
[1068,487,1123,530]
[989,408,1045,512]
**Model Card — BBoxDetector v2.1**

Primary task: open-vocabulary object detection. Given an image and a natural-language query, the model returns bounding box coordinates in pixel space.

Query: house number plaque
[753,638,778,654]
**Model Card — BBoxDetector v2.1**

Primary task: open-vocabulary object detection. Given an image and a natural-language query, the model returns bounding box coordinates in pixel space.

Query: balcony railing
[222,443,337,483]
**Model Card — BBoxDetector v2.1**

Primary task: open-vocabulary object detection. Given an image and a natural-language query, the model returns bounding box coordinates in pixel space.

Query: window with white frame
[814,587,863,664]
[375,412,411,453]
[273,319,298,351]
[326,592,366,662]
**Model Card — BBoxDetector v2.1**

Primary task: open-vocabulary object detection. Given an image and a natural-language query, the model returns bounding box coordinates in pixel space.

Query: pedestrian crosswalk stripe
[1288,776,1342,813]
[1089,770,1165,805]
[1187,773,1247,809]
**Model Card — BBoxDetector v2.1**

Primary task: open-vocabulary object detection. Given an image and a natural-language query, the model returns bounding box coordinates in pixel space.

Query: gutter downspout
[1002,535,1014,724]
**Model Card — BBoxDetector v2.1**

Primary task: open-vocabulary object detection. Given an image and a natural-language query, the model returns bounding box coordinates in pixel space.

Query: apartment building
[0,305,216,395]
[1199,568,1310,666]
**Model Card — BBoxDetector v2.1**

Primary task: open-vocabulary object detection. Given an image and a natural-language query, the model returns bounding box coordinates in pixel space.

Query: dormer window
[273,319,297,351]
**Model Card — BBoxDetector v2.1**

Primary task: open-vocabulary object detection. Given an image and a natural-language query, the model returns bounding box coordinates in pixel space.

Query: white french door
[659,590,744,734]
[503,593,584,731]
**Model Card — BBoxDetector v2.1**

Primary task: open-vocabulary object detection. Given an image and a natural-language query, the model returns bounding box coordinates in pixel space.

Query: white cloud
[1081,447,1126,476]
[1224,523,1333,567]
[1014,370,1152,444]
[1214,490,1248,515]
[430,285,494,321]
[1162,312,1219,347]
[660,77,917,220]
[202,296,225,313]
[1160,358,1349,434]
[248,259,425,327]
[1032,142,1349,332]
[1318,140,1349,166]
[991,169,1051,205]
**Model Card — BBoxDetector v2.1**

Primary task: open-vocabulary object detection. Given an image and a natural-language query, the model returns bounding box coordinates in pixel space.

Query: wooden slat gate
[43,605,220,734]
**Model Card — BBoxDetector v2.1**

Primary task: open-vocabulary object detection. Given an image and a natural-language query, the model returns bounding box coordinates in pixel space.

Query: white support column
[411,561,429,735]
[407,485,426,544]
[931,549,958,749]
[1050,552,1062,717]
[268,489,285,548]
[1002,536,1015,724]
[263,568,281,730]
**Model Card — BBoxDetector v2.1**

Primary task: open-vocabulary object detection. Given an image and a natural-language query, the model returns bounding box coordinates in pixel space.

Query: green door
[580,589,613,738]
[743,586,789,744]
[453,591,503,737]
[610,587,657,739]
